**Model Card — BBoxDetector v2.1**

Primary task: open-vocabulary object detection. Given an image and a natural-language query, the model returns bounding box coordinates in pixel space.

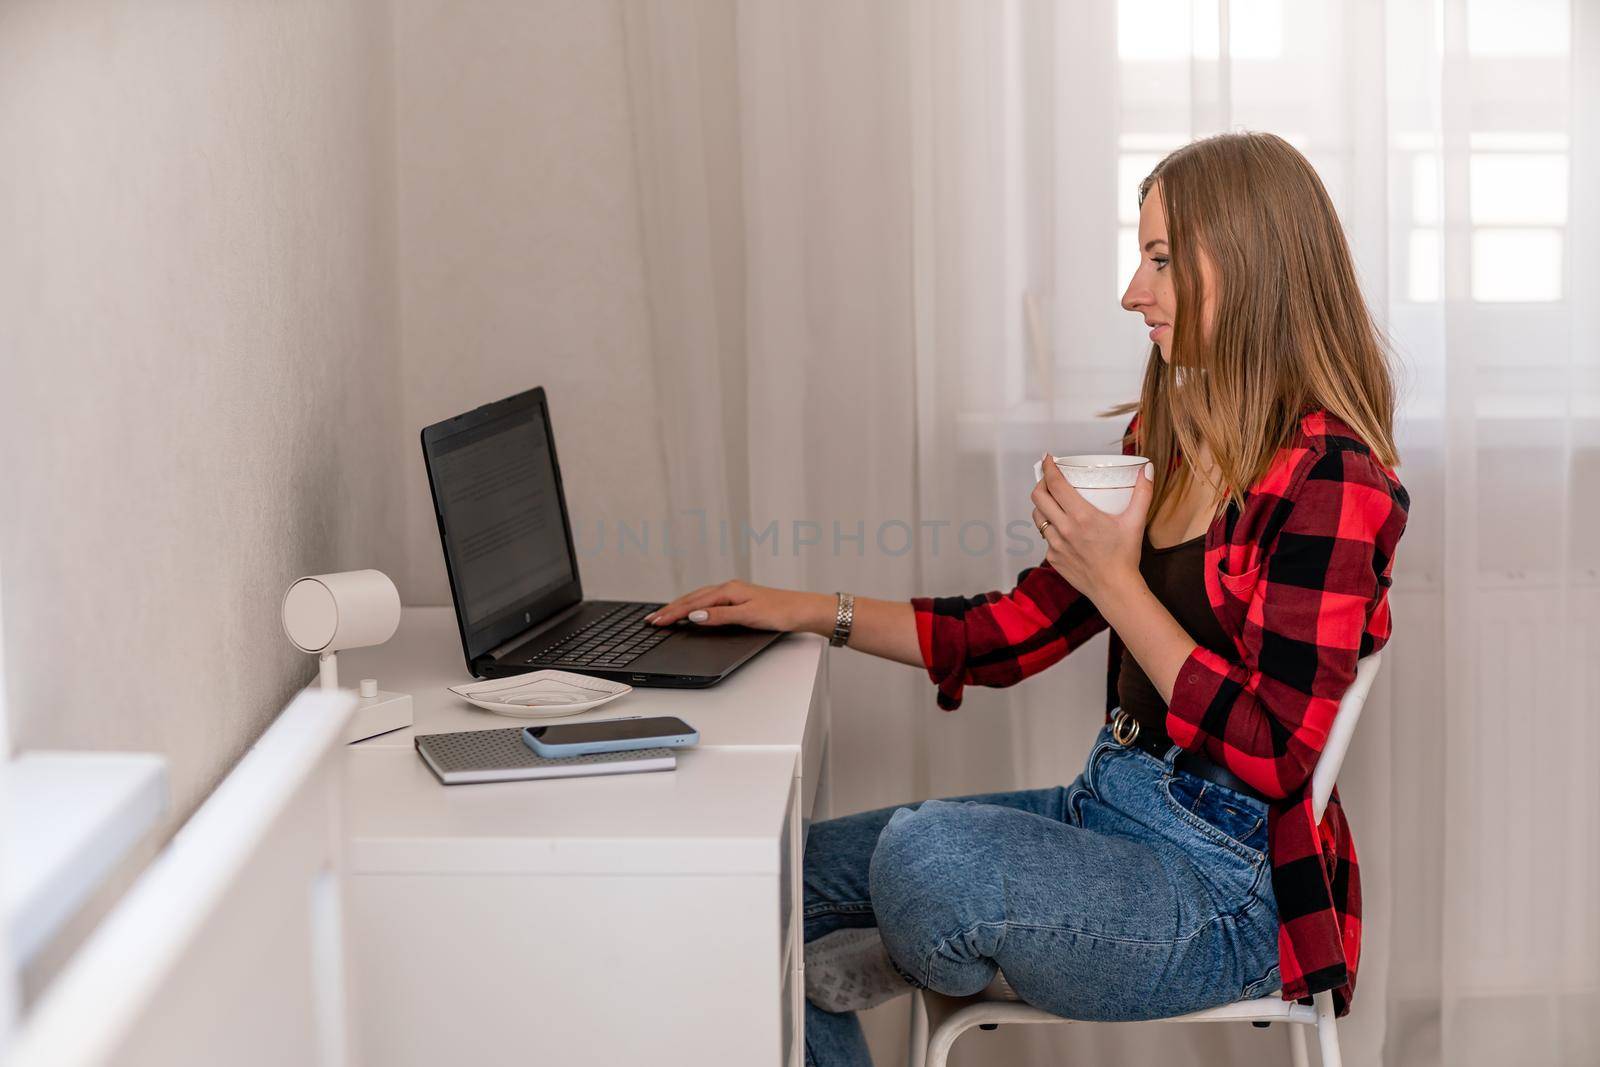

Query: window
[1399,0,1572,307]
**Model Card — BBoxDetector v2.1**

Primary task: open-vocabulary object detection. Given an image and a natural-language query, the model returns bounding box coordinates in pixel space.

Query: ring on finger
[1037,519,1052,538]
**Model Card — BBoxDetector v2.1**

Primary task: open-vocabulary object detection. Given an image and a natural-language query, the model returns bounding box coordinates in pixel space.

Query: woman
[647,131,1409,1067]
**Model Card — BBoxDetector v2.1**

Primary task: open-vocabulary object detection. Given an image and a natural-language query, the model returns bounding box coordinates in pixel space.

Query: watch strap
[829,592,856,648]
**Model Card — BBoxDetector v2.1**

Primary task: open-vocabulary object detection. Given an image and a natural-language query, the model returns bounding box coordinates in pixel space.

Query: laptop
[420,386,785,686]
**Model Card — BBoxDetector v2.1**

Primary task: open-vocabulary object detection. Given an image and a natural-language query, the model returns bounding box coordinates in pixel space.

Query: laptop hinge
[480,603,584,665]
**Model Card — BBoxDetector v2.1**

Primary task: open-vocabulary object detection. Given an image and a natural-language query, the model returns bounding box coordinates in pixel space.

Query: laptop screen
[421,388,582,663]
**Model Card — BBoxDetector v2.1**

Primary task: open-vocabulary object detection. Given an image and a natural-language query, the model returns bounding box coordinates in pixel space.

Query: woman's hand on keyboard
[650,584,924,666]
[644,581,831,634]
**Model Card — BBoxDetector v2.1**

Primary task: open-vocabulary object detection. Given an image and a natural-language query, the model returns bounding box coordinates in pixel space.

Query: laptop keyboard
[520,602,671,670]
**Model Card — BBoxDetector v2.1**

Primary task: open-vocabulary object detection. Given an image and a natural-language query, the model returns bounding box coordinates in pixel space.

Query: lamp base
[344,690,413,744]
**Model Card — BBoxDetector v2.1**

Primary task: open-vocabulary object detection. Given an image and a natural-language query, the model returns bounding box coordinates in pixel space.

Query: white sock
[803,927,917,1013]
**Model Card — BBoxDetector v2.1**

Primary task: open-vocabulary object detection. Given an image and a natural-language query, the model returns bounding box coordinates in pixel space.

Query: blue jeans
[802,721,1282,1067]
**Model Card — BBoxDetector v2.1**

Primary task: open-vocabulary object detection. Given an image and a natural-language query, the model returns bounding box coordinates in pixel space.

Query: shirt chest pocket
[1214,558,1261,631]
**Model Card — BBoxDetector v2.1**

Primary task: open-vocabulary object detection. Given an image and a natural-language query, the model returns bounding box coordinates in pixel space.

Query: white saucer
[447,670,633,719]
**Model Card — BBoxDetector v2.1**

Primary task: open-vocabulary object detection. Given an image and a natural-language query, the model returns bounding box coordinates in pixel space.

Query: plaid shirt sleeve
[910,416,1139,711]
[1164,445,1407,799]
[909,560,1109,711]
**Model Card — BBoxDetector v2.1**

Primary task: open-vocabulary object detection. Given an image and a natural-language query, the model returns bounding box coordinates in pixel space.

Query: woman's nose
[1121,283,1147,313]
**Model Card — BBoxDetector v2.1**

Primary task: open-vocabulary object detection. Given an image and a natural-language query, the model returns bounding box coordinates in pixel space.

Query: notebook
[415,727,676,785]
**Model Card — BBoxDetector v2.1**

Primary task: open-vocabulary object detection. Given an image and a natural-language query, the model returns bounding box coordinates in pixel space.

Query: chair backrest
[1308,652,1382,823]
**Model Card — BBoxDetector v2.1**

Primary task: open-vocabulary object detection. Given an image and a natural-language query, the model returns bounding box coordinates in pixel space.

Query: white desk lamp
[281,569,414,743]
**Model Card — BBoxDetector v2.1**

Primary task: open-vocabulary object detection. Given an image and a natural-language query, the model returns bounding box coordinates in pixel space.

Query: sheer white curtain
[623,1,1600,1063]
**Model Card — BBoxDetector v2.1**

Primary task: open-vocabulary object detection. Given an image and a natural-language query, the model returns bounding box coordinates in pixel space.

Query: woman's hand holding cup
[1031,451,1154,605]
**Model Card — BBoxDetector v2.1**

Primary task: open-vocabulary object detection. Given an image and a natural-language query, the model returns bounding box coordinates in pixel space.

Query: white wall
[0,0,401,984]
[0,0,681,978]
[0,0,673,991]
[391,0,673,607]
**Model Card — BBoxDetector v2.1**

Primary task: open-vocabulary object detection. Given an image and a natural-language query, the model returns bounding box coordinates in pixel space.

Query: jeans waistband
[1105,712,1270,804]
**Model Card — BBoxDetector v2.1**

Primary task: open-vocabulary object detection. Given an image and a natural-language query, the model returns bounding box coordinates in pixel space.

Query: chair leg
[907,989,929,1067]
[915,991,978,1067]
[1288,1020,1311,1067]
[1313,989,1341,1067]
[925,1012,964,1067]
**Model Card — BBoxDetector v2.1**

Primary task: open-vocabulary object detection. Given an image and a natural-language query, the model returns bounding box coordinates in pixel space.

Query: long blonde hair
[1101,131,1401,522]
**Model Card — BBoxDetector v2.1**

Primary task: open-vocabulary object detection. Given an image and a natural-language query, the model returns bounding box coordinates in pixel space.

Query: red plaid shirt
[910,407,1409,1016]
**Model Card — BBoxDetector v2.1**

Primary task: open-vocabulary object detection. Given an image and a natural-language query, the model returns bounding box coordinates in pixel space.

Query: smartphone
[521,715,699,758]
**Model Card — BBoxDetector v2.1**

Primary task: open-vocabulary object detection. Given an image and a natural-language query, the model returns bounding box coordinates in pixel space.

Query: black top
[1114,531,1237,745]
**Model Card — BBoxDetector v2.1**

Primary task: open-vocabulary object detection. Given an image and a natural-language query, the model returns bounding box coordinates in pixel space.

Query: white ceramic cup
[1032,453,1151,515]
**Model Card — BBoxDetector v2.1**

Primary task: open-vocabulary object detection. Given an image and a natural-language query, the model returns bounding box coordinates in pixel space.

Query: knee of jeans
[874,800,954,858]
[869,802,997,918]
[868,802,1005,976]
[867,805,917,874]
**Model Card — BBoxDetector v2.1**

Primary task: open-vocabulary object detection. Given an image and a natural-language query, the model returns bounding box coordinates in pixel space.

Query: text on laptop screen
[429,406,574,628]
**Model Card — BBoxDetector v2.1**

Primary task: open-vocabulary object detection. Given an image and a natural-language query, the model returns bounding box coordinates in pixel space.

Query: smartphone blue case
[521,721,699,758]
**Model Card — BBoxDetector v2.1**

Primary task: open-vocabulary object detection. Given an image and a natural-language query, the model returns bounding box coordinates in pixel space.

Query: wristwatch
[829,592,856,648]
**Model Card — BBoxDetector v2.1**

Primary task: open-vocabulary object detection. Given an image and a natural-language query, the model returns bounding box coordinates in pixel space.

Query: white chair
[907,652,1384,1067]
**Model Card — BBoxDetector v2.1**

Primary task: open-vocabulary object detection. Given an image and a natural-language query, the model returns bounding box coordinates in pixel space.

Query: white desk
[337,608,831,1067]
